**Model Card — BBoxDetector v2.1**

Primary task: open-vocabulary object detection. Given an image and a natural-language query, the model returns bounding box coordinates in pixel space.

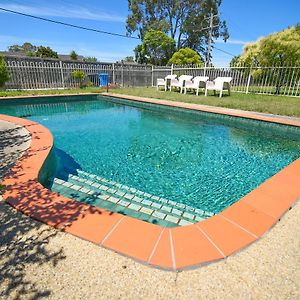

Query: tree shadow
[0,125,31,180]
[0,121,109,299]
[0,117,121,298]
[0,201,65,299]
[1,159,106,299]
[1,175,112,298]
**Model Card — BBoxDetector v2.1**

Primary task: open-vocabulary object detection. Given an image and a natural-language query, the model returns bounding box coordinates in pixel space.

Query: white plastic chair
[170,75,193,93]
[184,76,209,96]
[157,74,177,91]
[205,77,232,98]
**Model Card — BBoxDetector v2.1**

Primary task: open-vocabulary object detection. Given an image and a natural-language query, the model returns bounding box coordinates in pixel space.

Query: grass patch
[112,87,300,117]
[0,87,104,98]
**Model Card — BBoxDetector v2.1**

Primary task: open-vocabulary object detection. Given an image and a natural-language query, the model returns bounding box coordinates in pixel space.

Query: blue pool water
[1,95,300,214]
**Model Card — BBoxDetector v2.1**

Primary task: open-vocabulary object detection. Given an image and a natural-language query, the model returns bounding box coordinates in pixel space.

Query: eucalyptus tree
[126,0,228,56]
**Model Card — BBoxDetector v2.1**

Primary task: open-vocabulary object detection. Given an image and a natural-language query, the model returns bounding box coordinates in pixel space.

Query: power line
[212,45,236,57]
[0,6,238,58]
[0,7,139,40]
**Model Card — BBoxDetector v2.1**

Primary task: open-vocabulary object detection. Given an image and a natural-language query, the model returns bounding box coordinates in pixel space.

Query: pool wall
[1,95,300,271]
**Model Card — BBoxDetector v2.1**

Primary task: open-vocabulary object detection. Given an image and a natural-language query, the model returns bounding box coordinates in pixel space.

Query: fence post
[121,62,124,87]
[246,64,252,94]
[59,60,65,89]
[171,64,174,75]
[203,62,207,77]
[151,65,154,87]
[112,63,115,84]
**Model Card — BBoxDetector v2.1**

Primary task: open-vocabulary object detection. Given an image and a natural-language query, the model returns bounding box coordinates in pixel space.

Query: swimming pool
[1,94,300,227]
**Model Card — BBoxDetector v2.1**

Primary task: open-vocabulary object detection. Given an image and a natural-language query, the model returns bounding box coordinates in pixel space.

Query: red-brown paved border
[1,96,300,271]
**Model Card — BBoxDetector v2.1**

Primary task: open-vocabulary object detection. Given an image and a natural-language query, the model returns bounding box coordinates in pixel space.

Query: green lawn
[111,87,300,117]
[0,87,104,98]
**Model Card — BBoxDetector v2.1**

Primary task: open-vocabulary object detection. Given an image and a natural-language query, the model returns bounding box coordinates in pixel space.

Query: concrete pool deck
[1,96,300,272]
[0,119,299,299]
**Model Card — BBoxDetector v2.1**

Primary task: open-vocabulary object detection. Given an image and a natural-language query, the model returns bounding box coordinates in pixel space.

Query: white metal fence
[153,64,300,97]
[4,56,300,97]
[4,56,152,90]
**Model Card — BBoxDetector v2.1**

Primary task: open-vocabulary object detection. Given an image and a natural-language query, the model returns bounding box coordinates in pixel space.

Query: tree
[237,25,300,66]
[70,50,78,60]
[8,42,37,53]
[234,25,300,94]
[26,51,36,57]
[71,70,86,87]
[22,42,37,53]
[0,55,10,88]
[168,48,203,65]
[124,56,135,62]
[134,29,176,65]
[229,55,241,67]
[8,44,22,52]
[134,44,147,64]
[126,0,228,55]
[83,56,98,62]
[35,46,59,59]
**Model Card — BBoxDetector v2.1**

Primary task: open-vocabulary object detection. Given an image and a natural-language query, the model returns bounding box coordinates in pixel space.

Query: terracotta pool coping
[1,97,300,271]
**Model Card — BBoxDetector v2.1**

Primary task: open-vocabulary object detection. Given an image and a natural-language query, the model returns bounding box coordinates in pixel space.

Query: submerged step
[75,169,215,218]
[55,177,199,225]
[68,174,208,224]
[52,178,180,227]
[52,170,215,227]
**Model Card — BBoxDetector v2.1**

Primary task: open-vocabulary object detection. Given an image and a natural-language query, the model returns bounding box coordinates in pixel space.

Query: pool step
[66,174,206,225]
[52,178,177,227]
[52,178,187,227]
[75,169,214,219]
[51,171,215,227]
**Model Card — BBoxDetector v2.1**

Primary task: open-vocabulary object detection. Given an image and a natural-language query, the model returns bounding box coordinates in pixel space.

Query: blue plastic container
[99,73,109,87]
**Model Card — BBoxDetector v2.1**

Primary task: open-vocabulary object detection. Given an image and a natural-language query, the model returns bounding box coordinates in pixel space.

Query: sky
[0,0,299,66]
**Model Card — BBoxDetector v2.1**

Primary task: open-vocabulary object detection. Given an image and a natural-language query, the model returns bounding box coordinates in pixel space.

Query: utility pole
[206,8,214,66]
[193,9,218,76]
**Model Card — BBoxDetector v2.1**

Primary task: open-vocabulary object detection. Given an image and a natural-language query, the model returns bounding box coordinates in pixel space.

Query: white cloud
[215,39,252,45]
[0,3,125,22]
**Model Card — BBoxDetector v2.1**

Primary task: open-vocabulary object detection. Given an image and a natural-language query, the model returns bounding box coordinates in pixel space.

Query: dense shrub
[0,55,10,88]
[168,48,203,65]
[81,81,94,88]
[71,70,86,88]
[71,70,85,81]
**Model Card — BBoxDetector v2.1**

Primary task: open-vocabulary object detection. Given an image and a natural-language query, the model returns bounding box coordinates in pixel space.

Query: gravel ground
[0,120,31,179]
[1,121,299,300]
[0,200,299,300]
